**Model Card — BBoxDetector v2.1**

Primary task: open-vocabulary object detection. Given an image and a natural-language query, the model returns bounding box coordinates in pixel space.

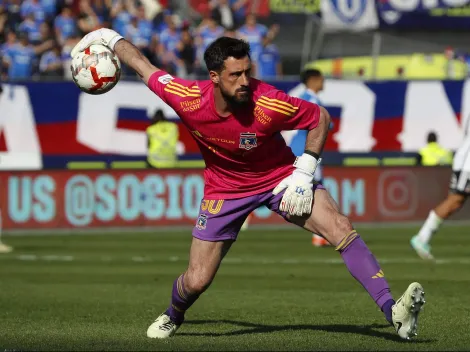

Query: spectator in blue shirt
[256,38,282,79]
[20,0,46,23]
[77,0,101,36]
[18,13,42,44]
[54,6,76,44]
[236,14,268,61]
[198,16,225,53]
[39,44,62,78]
[3,32,53,80]
[40,0,56,19]
[3,33,36,80]
[158,18,181,74]
[110,0,133,35]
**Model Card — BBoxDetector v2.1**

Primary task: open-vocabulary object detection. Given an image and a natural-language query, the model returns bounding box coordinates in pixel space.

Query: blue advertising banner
[377,0,470,29]
[0,79,469,170]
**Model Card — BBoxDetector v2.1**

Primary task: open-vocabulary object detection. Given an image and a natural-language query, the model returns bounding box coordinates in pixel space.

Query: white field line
[1,255,470,265]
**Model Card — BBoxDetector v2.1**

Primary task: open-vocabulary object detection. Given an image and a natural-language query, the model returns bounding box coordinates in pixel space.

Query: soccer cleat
[410,236,434,261]
[0,243,13,253]
[312,234,330,247]
[146,313,180,339]
[392,282,426,340]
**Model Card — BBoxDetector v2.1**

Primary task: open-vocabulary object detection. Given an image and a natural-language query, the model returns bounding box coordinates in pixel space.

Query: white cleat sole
[393,283,426,340]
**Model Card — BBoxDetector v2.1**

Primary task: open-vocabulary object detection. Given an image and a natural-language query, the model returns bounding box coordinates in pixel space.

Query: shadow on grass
[181,320,435,343]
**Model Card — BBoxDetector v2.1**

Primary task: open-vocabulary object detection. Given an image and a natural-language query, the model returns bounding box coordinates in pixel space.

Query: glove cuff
[293,153,320,176]
[109,35,124,51]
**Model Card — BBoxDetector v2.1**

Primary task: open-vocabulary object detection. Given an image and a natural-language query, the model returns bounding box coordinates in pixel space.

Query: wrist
[293,153,320,176]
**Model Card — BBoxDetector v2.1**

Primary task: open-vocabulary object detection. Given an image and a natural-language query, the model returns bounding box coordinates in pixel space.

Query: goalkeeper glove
[71,28,123,58]
[272,153,321,217]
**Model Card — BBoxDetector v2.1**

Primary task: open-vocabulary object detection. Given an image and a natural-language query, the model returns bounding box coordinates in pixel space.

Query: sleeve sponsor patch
[158,74,174,85]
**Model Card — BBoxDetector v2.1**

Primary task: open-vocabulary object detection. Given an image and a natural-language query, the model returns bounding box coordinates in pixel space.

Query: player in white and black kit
[411,118,470,260]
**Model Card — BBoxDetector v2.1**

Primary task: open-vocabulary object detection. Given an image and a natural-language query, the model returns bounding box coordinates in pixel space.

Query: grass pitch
[1,225,470,351]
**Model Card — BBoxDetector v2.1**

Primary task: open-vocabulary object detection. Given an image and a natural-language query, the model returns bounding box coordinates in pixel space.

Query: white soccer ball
[71,44,121,95]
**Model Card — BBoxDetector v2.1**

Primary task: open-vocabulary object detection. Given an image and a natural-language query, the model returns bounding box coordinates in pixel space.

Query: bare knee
[184,269,213,295]
[329,214,354,247]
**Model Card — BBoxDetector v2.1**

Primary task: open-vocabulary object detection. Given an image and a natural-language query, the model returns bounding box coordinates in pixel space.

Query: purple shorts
[192,183,325,241]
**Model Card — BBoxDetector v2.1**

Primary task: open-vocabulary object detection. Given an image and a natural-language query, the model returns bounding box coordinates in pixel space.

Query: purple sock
[165,274,199,325]
[337,231,395,323]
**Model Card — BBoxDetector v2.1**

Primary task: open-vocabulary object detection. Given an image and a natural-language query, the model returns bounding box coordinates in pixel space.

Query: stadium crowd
[0,0,282,81]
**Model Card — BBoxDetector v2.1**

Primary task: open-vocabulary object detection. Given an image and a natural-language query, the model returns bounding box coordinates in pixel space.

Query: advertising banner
[2,167,468,231]
[1,80,469,170]
[377,0,470,29]
[321,0,379,32]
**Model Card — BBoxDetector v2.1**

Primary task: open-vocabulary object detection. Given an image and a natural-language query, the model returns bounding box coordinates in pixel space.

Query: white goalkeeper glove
[272,153,321,217]
[70,28,124,58]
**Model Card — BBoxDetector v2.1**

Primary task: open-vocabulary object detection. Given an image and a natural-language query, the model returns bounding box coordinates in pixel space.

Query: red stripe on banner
[0,129,7,151]
[372,117,403,151]
[36,122,100,155]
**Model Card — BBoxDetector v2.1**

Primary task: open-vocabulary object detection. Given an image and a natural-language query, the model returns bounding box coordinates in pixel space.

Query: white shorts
[450,135,470,195]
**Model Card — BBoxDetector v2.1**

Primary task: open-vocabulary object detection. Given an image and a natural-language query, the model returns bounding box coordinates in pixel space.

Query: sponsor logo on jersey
[158,74,174,85]
[180,98,201,112]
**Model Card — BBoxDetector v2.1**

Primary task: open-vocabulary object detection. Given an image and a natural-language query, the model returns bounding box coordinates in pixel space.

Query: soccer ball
[71,44,121,95]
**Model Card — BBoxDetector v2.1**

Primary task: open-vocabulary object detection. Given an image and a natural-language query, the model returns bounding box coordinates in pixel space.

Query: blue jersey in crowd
[39,50,61,72]
[19,20,42,43]
[256,44,280,79]
[20,0,46,23]
[4,44,36,79]
[199,26,225,52]
[54,15,76,41]
[237,24,268,60]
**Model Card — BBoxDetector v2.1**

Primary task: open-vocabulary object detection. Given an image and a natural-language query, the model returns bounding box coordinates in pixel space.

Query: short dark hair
[204,37,251,72]
[301,69,322,84]
[152,109,166,122]
[427,131,437,143]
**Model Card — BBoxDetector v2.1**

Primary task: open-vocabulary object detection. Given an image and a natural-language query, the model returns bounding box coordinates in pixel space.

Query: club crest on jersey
[239,133,257,150]
[196,214,208,230]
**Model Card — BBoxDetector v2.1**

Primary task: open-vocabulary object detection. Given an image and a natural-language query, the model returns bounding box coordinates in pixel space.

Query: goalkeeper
[71,28,427,341]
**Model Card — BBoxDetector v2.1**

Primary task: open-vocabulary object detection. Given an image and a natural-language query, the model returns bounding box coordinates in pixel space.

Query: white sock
[417,210,443,244]
[312,234,322,239]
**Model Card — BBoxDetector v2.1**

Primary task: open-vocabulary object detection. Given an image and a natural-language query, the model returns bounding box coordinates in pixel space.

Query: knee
[330,214,354,246]
[184,270,213,295]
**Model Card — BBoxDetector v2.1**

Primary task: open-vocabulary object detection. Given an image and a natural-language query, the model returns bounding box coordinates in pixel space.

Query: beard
[220,84,251,107]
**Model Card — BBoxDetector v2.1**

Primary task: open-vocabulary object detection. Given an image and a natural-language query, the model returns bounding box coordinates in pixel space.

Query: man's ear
[209,70,219,84]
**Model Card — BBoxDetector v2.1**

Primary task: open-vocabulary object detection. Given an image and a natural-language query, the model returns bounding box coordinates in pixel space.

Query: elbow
[319,106,331,130]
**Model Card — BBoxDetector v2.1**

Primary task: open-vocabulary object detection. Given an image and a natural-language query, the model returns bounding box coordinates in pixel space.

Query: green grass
[1,225,470,351]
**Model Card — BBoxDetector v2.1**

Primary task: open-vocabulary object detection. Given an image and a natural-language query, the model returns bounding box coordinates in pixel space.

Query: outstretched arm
[113,39,159,85]
[70,28,159,85]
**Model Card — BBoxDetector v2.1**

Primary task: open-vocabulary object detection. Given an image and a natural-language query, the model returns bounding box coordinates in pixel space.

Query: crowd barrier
[2,166,467,231]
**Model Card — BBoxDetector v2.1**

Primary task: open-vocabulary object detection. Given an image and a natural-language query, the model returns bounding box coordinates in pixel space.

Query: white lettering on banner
[322,177,365,216]
[399,82,463,151]
[8,176,55,222]
[0,85,42,170]
[321,0,378,32]
[460,80,470,135]
[77,82,178,154]
[320,80,377,152]
[63,173,204,226]
[387,0,469,11]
